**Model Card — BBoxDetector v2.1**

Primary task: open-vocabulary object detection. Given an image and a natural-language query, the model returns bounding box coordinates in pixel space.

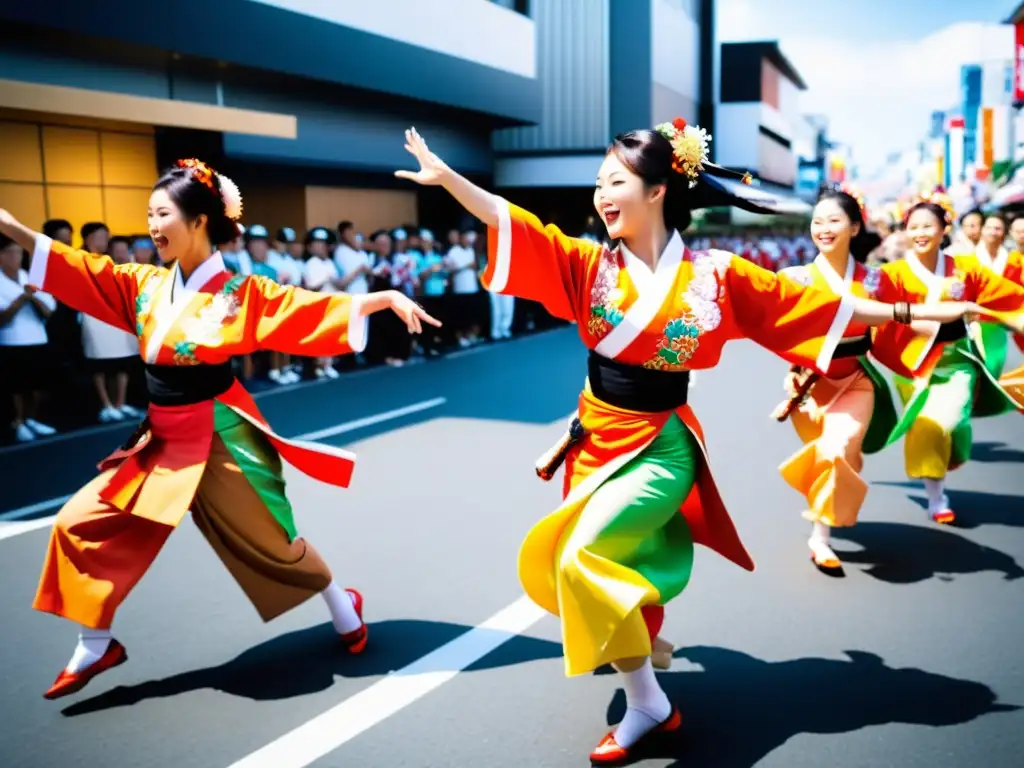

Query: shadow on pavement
[60,619,562,717]
[829,521,1024,584]
[873,482,1024,530]
[970,440,1024,464]
[602,646,1017,768]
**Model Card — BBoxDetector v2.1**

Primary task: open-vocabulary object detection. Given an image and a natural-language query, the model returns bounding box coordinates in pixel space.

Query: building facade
[490,0,715,233]
[0,0,539,240]
[715,41,806,192]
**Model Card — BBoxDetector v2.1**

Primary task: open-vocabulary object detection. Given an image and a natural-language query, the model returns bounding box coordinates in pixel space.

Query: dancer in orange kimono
[0,159,439,700]
[996,214,1024,396]
[395,123,975,765]
[774,187,906,573]
[878,195,1024,522]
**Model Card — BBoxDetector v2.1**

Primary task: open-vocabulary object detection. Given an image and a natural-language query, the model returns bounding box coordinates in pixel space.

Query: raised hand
[394,128,450,186]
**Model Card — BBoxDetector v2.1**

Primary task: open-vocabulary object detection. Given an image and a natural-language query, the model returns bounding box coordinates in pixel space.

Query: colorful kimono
[969,245,1024,372]
[996,249,1024,398]
[26,236,368,630]
[776,255,902,528]
[482,200,857,676]
[882,252,1024,479]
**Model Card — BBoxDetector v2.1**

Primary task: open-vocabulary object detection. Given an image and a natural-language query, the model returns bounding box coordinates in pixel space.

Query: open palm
[394,128,449,186]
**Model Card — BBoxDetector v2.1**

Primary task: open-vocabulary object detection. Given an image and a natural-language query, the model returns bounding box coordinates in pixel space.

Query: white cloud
[719,16,1015,173]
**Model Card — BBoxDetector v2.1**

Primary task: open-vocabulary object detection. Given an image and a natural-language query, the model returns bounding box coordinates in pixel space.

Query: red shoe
[43,639,128,700]
[340,588,367,654]
[589,707,682,766]
[931,508,956,525]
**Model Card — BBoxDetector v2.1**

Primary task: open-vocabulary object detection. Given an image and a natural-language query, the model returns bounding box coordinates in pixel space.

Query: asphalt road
[1,326,1022,768]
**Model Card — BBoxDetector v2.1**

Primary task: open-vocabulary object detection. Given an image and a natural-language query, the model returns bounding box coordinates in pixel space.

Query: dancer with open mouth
[0,158,440,701]
[396,123,977,765]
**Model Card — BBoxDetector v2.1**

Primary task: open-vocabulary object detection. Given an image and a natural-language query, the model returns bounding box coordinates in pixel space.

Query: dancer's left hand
[389,291,442,334]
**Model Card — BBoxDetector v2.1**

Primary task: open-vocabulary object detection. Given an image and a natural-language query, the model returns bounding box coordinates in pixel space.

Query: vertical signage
[982,107,995,168]
[961,65,982,166]
[1016,22,1024,104]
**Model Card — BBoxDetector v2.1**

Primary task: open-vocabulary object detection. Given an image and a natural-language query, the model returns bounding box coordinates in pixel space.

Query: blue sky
[717,0,1020,172]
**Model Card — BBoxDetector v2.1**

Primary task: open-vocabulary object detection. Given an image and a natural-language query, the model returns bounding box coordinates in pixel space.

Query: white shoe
[14,423,35,442]
[282,369,301,384]
[268,369,284,384]
[119,404,144,419]
[99,406,125,423]
[25,418,57,436]
[324,366,340,379]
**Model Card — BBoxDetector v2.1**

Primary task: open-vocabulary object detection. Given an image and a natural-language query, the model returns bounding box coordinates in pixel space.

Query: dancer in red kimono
[395,123,976,765]
[0,159,439,700]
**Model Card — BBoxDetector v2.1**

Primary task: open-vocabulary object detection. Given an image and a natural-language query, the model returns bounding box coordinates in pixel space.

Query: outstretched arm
[394,128,500,228]
[0,208,155,333]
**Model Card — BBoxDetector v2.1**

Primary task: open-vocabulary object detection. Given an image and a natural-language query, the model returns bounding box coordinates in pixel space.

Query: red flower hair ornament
[176,158,244,220]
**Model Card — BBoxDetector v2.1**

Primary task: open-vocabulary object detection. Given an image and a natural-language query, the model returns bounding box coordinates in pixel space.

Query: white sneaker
[324,366,340,379]
[14,423,35,442]
[268,369,284,384]
[119,404,145,419]
[99,406,125,423]
[315,368,326,379]
[25,419,57,436]
[282,369,301,384]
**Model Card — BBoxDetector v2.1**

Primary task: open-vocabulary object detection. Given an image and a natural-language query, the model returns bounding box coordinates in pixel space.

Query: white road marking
[0,398,447,536]
[227,596,548,768]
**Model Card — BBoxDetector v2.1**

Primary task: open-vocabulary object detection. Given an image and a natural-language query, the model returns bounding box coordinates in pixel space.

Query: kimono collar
[975,242,1009,276]
[904,250,946,291]
[174,251,228,297]
[619,230,684,294]
[812,253,855,296]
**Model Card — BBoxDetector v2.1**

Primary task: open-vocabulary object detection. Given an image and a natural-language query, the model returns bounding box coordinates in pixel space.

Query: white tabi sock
[321,581,362,634]
[810,521,831,544]
[66,628,113,674]
[923,478,948,514]
[615,659,672,748]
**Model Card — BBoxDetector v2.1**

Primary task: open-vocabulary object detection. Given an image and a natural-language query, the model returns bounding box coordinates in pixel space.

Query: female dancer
[396,123,975,764]
[0,159,439,700]
[775,187,906,573]
[883,195,1024,523]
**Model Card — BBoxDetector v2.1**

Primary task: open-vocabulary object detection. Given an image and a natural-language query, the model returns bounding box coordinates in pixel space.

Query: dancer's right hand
[394,128,450,186]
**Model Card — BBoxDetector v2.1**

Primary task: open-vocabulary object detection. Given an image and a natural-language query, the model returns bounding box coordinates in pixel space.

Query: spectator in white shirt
[0,233,58,442]
[444,229,482,348]
[303,227,344,379]
[333,220,373,295]
[79,228,144,423]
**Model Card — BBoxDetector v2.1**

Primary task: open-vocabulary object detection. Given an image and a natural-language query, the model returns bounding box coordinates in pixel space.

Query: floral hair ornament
[654,117,713,189]
[906,187,955,228]
[837,182,867,221]
[176,158,244,221]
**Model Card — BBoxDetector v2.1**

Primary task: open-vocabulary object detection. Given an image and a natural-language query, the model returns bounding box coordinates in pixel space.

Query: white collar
[619,230,685,294]
[976,242,1009,275]
[905,250,946,290]
[172,251,227,302]
[812,253,855,295]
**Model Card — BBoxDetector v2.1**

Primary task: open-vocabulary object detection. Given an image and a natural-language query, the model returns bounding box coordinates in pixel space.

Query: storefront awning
[0,78,297,139]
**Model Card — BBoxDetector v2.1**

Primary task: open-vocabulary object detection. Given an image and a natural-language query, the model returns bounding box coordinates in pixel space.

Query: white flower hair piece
[653,117,712,189]
[217,172,244,221]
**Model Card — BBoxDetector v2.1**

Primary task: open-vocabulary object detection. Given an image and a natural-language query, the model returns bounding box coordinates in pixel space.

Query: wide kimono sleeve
[481,197,597,322]
[27,234,160,334]
[966,260,1024,331]
[723,255,856,374]
[865,266,940,379]
[243,276,369,356]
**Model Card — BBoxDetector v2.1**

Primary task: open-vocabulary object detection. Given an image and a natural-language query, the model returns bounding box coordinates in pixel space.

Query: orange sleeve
[723,254,855,373]
[245,276,369,356]
[967,260,1024,331]
[482,198,596,322]
[26,234,159,334]
[865,266,938,378]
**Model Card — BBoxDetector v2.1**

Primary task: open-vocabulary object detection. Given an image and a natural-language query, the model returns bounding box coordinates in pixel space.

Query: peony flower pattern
[588,252,626,337]
[134,274,160,336]
[944,269,966,301]
[173,277,244,365]
[861,266,882,297]
[645,250,730,370]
